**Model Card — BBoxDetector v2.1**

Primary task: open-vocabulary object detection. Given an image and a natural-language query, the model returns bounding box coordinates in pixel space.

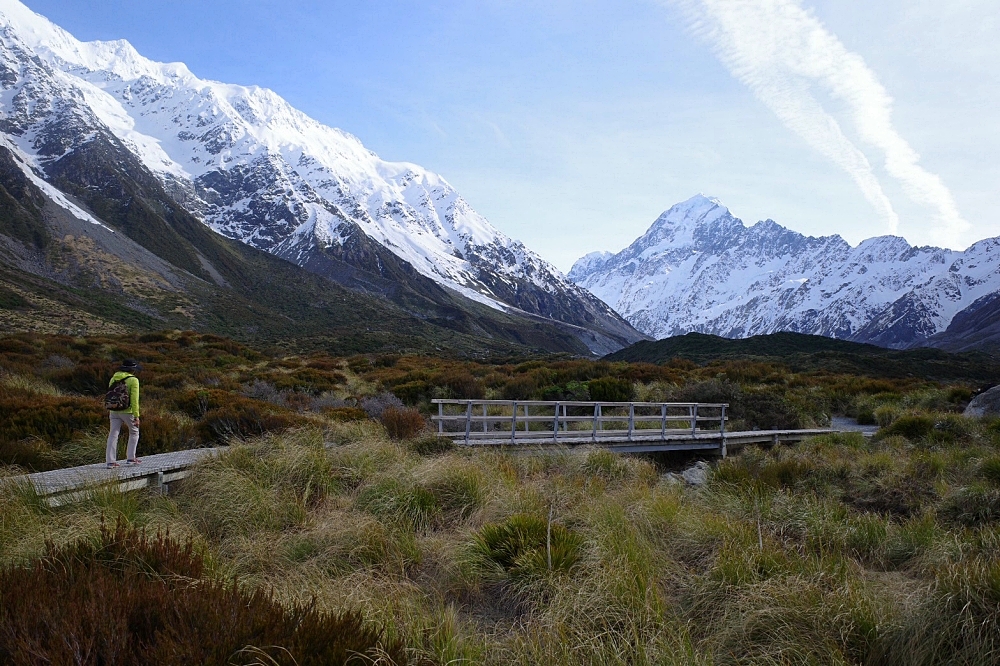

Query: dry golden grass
[5,413,1000,664]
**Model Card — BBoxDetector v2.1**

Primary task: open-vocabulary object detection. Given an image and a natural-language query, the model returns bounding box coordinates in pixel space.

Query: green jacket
[109,371,140,418]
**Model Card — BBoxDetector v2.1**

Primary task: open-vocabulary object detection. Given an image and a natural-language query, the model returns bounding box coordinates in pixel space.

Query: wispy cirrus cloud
[671,0,968,245]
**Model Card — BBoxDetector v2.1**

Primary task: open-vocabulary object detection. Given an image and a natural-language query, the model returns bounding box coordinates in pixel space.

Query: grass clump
[467,513,583,584]
[178,430,337,540]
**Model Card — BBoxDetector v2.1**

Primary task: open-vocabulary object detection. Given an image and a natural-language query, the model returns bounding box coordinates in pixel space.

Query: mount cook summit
[569,195,1000,350]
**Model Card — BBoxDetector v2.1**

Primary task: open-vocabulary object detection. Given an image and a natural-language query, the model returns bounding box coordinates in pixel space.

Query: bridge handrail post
[483,403,488,434]
[464,401,472,444]
[628,403,634,442]
[438,402,443,436]
[661,404,666,438]
[552,402,560,441]
[720,404,728,457]
[592,403,598,441]
[511,401,518,444]
[691,404,698,435]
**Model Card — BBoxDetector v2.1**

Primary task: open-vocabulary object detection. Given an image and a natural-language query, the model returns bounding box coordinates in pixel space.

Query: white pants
[107,412,139,464]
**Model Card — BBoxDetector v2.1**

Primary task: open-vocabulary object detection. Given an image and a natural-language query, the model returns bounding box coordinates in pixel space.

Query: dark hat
[119,359,142,371]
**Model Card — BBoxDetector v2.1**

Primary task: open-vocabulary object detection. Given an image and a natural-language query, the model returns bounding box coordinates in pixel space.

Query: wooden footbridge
[432,399,835,456]
[7,401,837,507]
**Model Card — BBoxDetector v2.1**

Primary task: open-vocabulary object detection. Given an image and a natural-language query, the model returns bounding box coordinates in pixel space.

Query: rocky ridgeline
[571,195,1000,349]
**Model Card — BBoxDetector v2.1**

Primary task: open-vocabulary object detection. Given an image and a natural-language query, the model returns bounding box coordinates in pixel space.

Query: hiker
[105,359,141,468]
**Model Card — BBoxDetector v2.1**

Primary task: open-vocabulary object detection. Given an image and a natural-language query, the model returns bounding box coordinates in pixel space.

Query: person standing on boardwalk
[106,360,141,468]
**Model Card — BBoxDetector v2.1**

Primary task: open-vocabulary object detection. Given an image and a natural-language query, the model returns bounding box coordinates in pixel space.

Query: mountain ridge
[0,0,643,354]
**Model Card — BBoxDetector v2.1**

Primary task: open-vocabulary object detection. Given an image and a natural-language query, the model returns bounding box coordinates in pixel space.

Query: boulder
[681,460,710,486]
[964,385,1000,418]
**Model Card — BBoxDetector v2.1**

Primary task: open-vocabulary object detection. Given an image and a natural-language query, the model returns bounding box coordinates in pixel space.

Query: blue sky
[26,0,1000,270]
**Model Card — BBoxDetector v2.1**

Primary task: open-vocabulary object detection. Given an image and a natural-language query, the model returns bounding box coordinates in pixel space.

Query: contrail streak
[672,0,968,245]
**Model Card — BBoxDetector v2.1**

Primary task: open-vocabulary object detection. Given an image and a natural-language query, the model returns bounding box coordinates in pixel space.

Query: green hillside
[605,331,1000,382]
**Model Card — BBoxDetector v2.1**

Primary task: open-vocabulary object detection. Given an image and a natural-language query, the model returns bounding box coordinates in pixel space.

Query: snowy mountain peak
[567,251,614,282]
[0,1,185,84]
[653,193,730,227]
[571,196,1000,348]
[0,0,642,352]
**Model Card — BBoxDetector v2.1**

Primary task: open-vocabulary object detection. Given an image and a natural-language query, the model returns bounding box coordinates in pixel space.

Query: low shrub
[587,377,634,402]
[736,389,806,430]
[45,362,111,395]
[361,391,405,419]
[381,406,426,440]
[171,388,231,418]
[408,434,457,456]
[269,367,345,394]
[127,411,198,455]
[881,414,935,441]
[0,437,54,471]
[392,380,430,406]
[323,406,368,422]
[437,369,485,399]
[197,401,298,442]
[0,522,410,665]
[0,393,105,467]
[501,375,538,400]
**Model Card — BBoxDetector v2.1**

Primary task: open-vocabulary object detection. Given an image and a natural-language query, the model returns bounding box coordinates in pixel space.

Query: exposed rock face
[570,195,1000,349]
[927,293,1000,353]
[964,386,1000,418]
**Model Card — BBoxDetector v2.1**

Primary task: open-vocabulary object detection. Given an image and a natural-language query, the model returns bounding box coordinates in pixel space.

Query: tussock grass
[8,402,1000,663]
[0,372,64,396]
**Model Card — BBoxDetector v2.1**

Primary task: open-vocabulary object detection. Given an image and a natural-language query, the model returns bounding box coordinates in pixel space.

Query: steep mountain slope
[0,0,641,353]
[570,195,1000,348]
[0,120,593,356]
[925,293,1000,353]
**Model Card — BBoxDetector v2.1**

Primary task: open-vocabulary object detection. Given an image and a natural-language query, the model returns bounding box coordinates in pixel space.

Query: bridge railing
[431,400,728,444]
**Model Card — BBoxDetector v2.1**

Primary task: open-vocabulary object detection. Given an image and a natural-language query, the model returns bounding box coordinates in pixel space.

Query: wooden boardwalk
[12,447,226,506]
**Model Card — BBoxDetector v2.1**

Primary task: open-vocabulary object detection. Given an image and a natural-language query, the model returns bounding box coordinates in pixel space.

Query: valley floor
[4,420,1000,665]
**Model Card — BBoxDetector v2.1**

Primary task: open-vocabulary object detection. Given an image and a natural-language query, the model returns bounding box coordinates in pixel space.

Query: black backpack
[104,377,131,411]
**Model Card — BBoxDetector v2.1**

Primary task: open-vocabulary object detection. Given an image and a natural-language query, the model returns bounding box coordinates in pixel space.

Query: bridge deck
[452,428,837,453]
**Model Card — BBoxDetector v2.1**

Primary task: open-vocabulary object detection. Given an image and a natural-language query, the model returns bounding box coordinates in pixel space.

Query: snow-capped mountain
[569,195,1000,348]
[0,0,640,352]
